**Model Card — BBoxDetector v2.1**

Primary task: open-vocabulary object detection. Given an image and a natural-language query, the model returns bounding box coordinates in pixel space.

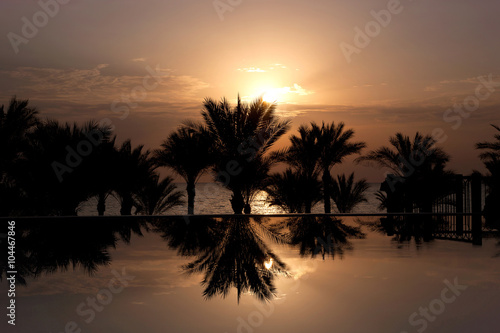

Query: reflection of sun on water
[264,258,273,270]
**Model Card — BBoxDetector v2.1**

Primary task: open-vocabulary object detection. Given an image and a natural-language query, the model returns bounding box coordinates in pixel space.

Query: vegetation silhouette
[265,168,323,213]
[0,97,184,216]
[356,132,455,213]
[154,216,289,302]
[331,172,369,213]
[155,123,213,214]
[199,96,291,214]
[476,124,500,228]
[0,217,147,285]
[271,121,366,213]
[272,216,365,260]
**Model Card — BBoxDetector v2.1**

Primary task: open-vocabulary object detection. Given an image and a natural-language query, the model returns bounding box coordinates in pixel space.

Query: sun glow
[264,258,274,270]
[262,89,281,103]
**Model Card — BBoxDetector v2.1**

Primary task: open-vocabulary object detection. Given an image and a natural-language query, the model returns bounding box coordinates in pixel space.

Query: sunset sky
[1,0,499,181]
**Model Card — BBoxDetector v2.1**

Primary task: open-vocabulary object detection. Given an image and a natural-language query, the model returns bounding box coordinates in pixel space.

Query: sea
[78,182,384,215]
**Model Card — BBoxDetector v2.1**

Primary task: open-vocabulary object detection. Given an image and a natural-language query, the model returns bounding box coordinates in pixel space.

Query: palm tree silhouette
[0,97,40,216]
[265,168,322,213]
[201,96,290,214]
[273,216,365,260]
[330,172,369,213]
[476,124,500,226]
[155,123,213,214]
[356,132,454,213]
[312,122,366,213]
[156,216,289,302]
[114,140,155,215]
[273,124,321,213]
[19,119,112,215]
[134,174,184,215]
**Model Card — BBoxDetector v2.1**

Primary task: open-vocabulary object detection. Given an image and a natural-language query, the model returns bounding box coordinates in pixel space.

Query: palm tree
[134,174,184,215]
[155,123,213,214]
[113,140,155,215]
[356,132,454,213]
[19,119,112,216]
[476,124,500,225]
[330,172,369,213]
[200,96,290,214]
[0,97,40,215]
[265,168,322,213]
[273,124,321,213]
[312,122,366,213]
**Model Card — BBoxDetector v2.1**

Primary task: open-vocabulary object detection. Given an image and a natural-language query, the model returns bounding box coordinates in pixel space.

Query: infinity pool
[1,216,499,333]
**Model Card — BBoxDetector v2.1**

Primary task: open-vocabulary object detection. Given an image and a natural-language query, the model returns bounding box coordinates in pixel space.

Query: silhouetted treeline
[1,96,499,218]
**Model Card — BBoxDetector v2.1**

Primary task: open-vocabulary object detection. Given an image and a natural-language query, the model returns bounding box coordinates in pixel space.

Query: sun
[262,88,282,103]
[262,90,279,103]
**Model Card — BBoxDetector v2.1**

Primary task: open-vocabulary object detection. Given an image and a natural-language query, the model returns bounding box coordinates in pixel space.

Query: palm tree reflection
[274,216,365,260]
[155,216,289,302]
[0,218,147,285]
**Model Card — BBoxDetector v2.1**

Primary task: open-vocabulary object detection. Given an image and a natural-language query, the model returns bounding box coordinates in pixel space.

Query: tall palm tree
[312,122,366,213]
[330,172,369,213]
[356,132,454,212]
[200,96,290,214]
[134,174,184,215]
[476,124,500,225]
[155,123,213,214]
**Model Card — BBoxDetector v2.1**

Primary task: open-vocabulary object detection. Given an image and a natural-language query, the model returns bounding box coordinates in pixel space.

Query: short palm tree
[265,168,322,213]
[330,172,369,213]
[476,124,500,224]
[312,122,366,213]
[155,123,213,214]
[113,140,155,215]
[200,96,290,214]
[356,132,454,212]
[0,97,40,215]
[273,124,322,213]
[134,174,184,215]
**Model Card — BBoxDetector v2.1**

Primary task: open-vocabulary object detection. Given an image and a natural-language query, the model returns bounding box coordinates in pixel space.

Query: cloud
[132,58,146,62]
[237,67,267,73]
[0,65,210,106]
[237,63,290,73]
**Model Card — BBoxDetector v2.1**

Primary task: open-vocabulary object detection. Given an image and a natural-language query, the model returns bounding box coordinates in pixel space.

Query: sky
[1,0,500,181]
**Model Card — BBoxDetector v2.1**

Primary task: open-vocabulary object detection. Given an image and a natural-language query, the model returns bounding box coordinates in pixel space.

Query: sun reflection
[264,258,273,270]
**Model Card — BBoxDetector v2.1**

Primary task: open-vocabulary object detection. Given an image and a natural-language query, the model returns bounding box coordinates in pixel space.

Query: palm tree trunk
[120,194,133,215]
[322,170,332,213]
[187,179,195,215]
[97,192,106,216]
[231,189,244,214]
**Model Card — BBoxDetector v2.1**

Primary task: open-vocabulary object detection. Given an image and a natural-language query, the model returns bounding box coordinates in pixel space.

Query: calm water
[1,216,499,333]
[78,183,384,215]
